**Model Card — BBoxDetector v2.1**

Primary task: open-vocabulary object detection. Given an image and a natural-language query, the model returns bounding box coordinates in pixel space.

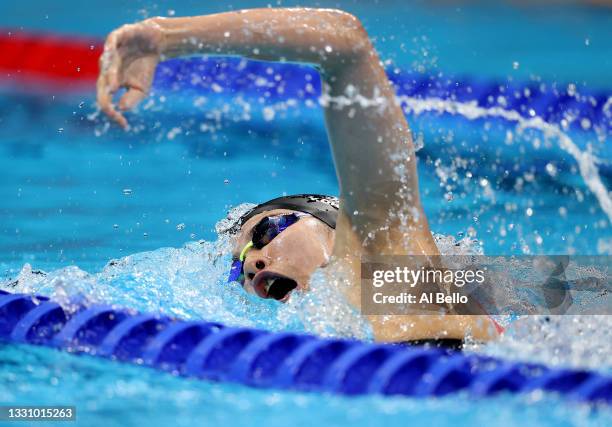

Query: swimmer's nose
[244,258,266,281]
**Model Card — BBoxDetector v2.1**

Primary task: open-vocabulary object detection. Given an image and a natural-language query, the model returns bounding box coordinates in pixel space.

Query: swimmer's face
[232,209,335,302]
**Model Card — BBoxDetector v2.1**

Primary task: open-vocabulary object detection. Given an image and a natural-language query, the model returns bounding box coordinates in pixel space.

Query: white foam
[397,95,612,223]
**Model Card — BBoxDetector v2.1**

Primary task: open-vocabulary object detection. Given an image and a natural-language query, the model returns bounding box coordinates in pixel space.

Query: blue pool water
[1,1,612,426]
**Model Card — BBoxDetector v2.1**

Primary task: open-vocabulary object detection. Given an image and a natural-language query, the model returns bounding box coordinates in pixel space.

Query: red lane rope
[0,30,102,88]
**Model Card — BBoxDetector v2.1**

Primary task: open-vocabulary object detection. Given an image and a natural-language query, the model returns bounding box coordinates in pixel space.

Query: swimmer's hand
[97,20,163,129]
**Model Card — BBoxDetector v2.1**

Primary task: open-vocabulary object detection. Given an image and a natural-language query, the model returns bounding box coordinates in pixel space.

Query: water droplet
[122,188,132,196]
[512,61,519,70]
[166,127,182,140]
[113,224,119,229]
[526,207,534,217]
[224,31,231,38]
[580,118,591,130]
[223,179,230,185]
[324,45,333,53]
[167,9,175,16]
[263,107,275,121]
[176,223,185,231]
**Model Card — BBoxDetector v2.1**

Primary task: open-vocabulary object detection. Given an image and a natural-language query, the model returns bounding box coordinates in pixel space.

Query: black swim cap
[238,194,339,230]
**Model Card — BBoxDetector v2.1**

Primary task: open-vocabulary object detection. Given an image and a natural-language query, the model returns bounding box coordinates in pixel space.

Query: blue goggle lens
[252,213,301,249]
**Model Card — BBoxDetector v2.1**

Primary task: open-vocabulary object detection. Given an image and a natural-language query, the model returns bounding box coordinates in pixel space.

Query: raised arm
[97,9,368,126]
[97,9,496,341]
[98,8,436,255]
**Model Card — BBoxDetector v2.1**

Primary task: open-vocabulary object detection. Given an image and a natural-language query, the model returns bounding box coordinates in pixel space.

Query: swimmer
[97,8,500,344]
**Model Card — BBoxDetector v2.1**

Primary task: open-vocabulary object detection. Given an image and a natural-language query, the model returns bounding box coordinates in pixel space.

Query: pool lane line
[0,290,610,405]
[0,29,608,132]
[0,30,102,88]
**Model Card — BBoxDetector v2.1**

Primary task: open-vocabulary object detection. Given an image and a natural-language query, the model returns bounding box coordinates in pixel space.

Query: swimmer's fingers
[118,55,158,111]
[119,88,146,111]
[96,73,128,129]
[100,30,123,94]
[97,30,128,128]
[97,23,161,128]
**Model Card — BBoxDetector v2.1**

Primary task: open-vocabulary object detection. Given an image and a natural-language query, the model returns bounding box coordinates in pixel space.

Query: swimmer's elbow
[331,9,369,42]
[327,9,364,29]
[320,9,373,66]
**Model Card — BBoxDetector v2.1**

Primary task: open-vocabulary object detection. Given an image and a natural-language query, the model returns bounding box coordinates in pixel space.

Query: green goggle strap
[239,241,254,262]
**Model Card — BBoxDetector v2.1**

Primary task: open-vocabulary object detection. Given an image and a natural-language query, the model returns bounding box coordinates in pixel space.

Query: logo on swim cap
[303,194,339,209]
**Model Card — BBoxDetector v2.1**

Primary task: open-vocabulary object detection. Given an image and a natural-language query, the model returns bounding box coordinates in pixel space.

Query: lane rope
[0,290,610,404]
[0,30,609,132]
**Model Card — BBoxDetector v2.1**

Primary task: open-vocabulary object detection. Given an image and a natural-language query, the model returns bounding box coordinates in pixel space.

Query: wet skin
[232,209,334,301]
[97,8,500,342]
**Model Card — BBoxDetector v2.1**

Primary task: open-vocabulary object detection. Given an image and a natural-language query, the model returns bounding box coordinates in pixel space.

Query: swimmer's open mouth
[252,272,298,301]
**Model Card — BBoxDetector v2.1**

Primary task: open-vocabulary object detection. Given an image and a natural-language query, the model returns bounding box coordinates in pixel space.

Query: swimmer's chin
[251,271,300,302]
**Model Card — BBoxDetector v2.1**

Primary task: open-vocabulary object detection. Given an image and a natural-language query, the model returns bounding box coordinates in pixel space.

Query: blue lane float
[152,57,611,133]
[0,290,610,404]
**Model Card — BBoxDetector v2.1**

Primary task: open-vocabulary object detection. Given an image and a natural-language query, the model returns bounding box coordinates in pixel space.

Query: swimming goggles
[227,212,307,284]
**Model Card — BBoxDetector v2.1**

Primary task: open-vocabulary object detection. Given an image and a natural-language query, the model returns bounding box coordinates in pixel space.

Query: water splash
[3,224,611,369]
[398,95,612,223]
[0,212,486,344]
[467,315,612,372]
[63,79,612,368]
[0,204,368,340]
